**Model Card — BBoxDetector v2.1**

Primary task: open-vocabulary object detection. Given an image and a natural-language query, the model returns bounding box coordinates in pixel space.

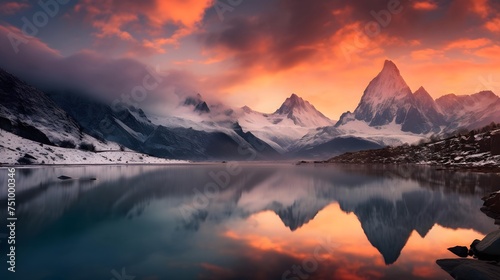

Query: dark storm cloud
[203,0,347,70]
[201,0,500,71]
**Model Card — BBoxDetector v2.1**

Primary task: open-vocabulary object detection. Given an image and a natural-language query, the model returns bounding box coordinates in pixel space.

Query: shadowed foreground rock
[437,192,500,279]
[437,259,500,280]
[448,246,469,258]
[472,230,500,259]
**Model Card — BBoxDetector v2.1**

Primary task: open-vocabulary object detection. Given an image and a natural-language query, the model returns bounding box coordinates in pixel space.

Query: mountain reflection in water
[0,164,498,280]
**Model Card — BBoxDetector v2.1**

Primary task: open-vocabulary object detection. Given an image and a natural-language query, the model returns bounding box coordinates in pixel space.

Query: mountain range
[337,60,499,135]
[0,60,499,162]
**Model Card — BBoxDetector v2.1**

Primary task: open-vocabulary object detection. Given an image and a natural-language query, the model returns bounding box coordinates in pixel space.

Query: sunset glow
[0,0,499,119]
[219,203,487,280]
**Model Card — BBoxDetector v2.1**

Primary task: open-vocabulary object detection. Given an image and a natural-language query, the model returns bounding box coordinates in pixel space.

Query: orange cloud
[412,1,438,11]
[474,45,500,58]
[411,48,443,60]
[472,0,489,18]
[0,1,30,15]
[445,38,492,50]
[152,0,213,27]
[91,13,137,41]
[485,17,500,32]
[193,0,500,118]
[74,0,213,54]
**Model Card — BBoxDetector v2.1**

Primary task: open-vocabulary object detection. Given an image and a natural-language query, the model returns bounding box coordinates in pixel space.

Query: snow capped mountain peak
[351,60,413,126]
[183,93,210,114]
[361,60,411,102]
[274,93,307,114]
[337,61,447,134]
[273,93,333,127]
[413,87,435,108]
[380,59,401,76]
[183,93,203,106]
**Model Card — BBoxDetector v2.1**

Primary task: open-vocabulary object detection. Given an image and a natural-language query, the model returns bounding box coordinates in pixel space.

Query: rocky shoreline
[323,125,500,172]
[437,191,500,279]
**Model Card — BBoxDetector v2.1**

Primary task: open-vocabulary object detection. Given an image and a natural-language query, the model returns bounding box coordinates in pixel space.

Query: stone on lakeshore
[448,246,469,257]
[437,259,500,280]
[475,230,500,257]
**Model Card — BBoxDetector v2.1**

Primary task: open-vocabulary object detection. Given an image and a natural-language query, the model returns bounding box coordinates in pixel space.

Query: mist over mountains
[1,60,499,162]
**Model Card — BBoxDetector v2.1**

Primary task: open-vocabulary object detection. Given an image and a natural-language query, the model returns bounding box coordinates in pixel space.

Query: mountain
[289,60,498,156]
[2,60,499,162]
[272,93,334,127]
[183,93,210,114]
[232,122,282,159]
[413,86,446,127]
[351,60,414,126]
[0,68,186,164]
[234,94,335,153]
[291,62,442,152]
[436,91,500,131]
[339,60,443,134]
[0,68,281,161]
[0,68,83,145]
[49,92,281,161]
[141,125,269,160]
[150,93,334,154]
[47,91,156,149]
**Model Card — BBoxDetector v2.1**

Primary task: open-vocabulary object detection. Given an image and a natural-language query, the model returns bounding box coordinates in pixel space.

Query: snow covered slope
[0,130,187,165]
[49,91,282,160]
[0,68,83,145]
[0,68,279,162]
[236,94,334,152]
[292,119,426,155]
[148,93,334,153]
[272,93,334,127]
[236,106,315,153]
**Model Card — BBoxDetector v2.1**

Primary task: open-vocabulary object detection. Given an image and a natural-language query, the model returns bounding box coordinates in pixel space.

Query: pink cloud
[0,2,30,15]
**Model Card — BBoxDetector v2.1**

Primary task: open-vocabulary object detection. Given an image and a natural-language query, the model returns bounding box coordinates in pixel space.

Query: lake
[0,164,499,280]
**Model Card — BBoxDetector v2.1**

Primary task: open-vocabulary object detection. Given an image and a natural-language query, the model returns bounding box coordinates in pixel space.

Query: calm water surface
[0,164,499,280]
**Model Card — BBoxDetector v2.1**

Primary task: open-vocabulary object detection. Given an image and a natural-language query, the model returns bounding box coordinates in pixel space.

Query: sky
[0,0,499,119]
